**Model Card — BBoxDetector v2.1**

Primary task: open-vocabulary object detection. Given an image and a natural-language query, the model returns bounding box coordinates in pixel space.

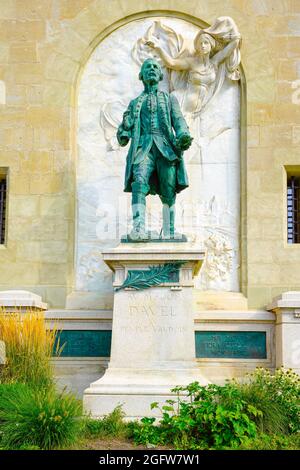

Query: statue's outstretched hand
[145,37,160,50]
[176,133,193,151]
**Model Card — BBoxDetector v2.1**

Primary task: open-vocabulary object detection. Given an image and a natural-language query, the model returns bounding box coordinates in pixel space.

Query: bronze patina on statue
[117,58,192,242]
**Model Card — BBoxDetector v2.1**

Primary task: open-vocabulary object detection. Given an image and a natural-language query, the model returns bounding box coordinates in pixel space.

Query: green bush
[238,368,300,434]
[0,383,82,450]
[133,369,300,450]
[133,382,261,449]
[83,405,129,439]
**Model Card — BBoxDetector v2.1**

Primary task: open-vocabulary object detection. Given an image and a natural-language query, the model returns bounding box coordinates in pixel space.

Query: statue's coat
[117,91,189,196]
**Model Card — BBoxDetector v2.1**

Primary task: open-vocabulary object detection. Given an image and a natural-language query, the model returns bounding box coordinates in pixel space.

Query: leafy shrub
[133,369,300,450]
[131,417,163,447]
[238,368,300,434]
[83,405,129,439]
[133,381,261,449]
[0,310,62,388]
[0,383,82,450]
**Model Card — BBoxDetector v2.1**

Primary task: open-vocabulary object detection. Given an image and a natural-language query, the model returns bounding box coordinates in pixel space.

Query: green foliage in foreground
[132,382,261,449]
[0,310,63,390]
[239,433,300,450]
[0,367,299,450]
[238,367,300,434]
[0,383,82,450]
[132,368,300,450]
[83,405,130,440]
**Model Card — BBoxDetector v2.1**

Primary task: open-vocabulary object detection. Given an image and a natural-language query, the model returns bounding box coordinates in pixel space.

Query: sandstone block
[10,42,37,63]
[10,195,40,217]
[40,194,69,217]
[39,263,68,284]
[22,150,53,173]
[15,0,52,20]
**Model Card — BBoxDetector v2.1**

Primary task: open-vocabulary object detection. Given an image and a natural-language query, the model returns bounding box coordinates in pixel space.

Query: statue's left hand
[176,133,193,151]
[122,111,133,131]
[118,136,130,146]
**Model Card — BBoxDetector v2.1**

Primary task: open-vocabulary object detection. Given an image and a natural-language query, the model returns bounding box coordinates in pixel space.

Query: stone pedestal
[267,291,300,375]
[83,242,207,419]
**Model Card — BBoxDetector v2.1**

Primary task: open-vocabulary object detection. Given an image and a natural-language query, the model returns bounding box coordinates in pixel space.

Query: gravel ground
[77,438,171,451]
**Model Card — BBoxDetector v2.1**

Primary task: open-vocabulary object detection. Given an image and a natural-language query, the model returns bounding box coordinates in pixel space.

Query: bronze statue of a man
[117,58,192,241]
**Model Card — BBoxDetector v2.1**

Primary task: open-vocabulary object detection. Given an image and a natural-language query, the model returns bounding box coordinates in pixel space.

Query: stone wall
[0,0,300,309]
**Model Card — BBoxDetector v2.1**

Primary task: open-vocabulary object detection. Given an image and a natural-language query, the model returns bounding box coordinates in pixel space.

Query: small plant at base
[83,405,129,439]
[131,416,162,447]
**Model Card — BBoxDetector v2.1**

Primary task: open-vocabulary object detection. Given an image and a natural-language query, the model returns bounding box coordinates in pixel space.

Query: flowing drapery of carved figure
[133,17,241,115]
[132,17,241,164]
[101,17,241,165]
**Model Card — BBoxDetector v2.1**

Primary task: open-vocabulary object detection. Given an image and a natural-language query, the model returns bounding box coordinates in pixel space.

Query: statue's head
[139,58,163,84]
[194,32,216,57]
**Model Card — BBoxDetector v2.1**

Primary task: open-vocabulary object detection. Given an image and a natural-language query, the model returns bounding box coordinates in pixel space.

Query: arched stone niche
[66,14,243,310]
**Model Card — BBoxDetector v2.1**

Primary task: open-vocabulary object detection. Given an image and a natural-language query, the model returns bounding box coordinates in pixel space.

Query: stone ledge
[45,309,113,330]
[267,291,300,311]
[195,309,275,322]
[102,241,205,277]
[0,290,47,310]
[45,309,113,320]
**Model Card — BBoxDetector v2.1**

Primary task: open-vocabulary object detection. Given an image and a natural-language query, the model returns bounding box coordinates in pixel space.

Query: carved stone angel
[139,16,241,116]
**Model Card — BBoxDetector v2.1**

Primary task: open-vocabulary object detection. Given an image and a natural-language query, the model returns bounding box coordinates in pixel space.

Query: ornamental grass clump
[0,383,82,450]
[0,309,62,388]
[237,367,300,434]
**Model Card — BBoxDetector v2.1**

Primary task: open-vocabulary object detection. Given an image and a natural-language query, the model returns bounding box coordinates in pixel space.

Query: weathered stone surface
[83,242,208,418]
[0,289,47,310]
[0,0,299,310]
[267,291,300,375]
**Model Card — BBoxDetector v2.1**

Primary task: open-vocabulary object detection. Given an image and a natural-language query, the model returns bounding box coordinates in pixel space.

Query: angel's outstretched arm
[145,39,190,71]
[211,37,240,66]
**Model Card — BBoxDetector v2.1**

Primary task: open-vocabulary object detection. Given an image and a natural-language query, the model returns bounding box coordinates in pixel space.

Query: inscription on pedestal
[114,288,192,351]
[195,331,267,359]
[129,305,176,317]
[52,331,266,359]
[120,325,187,334]
[54,330,112,357]
[124,290,179,334]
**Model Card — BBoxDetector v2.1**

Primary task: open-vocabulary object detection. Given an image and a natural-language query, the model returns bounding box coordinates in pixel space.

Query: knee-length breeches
[132,145,177,207]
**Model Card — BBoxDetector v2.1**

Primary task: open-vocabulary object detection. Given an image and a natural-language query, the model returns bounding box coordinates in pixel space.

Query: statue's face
[195,34,212,56]
[140,60,162,84]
